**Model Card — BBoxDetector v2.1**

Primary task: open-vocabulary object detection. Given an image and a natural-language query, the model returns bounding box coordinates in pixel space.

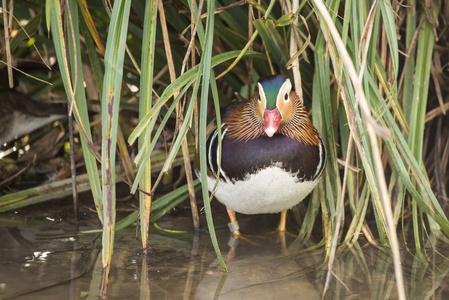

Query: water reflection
[196,235,321,299]
[1,211,449,299]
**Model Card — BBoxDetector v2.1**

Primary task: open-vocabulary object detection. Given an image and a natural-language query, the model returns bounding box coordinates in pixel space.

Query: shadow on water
[1,198,449,299]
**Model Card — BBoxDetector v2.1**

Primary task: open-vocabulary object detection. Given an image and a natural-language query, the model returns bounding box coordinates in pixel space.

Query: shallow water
[1,197,449,299]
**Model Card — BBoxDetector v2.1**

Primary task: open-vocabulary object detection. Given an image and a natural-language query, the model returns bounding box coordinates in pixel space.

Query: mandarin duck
[198,75,326,237]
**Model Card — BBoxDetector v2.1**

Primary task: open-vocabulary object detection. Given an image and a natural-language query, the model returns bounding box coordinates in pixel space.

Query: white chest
[206,166,319,214]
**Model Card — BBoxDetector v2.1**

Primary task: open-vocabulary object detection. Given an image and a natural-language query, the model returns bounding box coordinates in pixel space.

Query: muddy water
[1,199,449,299]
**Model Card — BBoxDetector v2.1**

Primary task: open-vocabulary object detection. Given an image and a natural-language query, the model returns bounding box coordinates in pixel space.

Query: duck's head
[224,74,318,144]
[255,75,293,137]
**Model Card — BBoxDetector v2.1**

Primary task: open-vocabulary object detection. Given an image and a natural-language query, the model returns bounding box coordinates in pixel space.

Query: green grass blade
[406,5,440,245]
[160,89,197,174]
[100,0,131,272]
[253,19,290,75]
[149,180,201,223]
[128,51,264,146]
[81,180,201,234]
[138,0,158,251]
[0,173,92,212]
[378,0,398,77]
[50,0,103,221]
[198,0,227,271]
[131,83,192,194]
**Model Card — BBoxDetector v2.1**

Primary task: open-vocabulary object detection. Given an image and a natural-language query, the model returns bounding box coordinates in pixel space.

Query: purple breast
[220,134,321,183]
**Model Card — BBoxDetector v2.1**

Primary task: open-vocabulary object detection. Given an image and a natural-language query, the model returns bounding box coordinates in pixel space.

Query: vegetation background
[1,0,448,298]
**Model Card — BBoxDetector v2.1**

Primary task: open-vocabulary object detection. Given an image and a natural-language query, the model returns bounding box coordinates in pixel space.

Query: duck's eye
[284,93,289,101]
[258,95,261,103]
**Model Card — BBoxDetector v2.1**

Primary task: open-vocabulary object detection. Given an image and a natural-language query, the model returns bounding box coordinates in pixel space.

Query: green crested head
[257,75,290,110]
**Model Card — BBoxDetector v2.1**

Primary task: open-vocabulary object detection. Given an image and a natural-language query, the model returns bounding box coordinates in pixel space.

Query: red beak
[263,109,281,137]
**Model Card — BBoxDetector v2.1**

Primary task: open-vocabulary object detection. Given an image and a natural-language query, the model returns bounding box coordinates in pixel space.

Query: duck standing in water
[198,75,326,237]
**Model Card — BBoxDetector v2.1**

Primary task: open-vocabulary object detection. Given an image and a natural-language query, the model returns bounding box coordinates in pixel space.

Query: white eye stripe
[257,82,266,107]
[276,79,292,107]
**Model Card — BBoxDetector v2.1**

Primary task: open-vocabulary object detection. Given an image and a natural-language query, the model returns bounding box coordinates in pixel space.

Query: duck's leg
[226,206,241,237]
[225,207,240,261]
[278,210,287,232]
[277,210,289,254]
